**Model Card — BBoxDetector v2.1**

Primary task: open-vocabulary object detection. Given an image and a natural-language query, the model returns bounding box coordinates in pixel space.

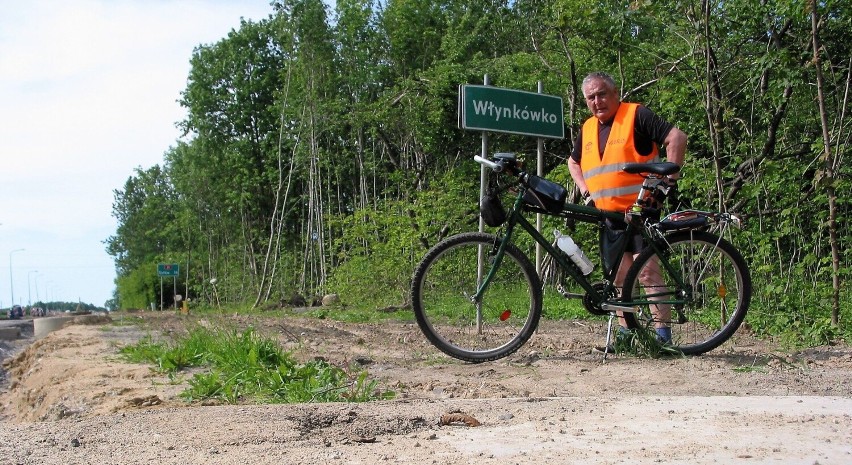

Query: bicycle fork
[472,234,512,334]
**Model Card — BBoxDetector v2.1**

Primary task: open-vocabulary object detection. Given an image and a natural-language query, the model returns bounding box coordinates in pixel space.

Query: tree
[176,17,287,303]
[106,165,180,307]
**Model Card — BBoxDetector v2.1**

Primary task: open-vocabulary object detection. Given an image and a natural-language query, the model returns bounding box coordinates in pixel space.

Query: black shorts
[599,218,646,275]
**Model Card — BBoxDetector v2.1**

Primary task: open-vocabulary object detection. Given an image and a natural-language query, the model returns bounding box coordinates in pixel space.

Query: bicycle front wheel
[622,231,751,355]
[411,232,542,363]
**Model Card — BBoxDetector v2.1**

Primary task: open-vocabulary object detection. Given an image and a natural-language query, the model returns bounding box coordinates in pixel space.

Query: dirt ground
[1,311,850,465]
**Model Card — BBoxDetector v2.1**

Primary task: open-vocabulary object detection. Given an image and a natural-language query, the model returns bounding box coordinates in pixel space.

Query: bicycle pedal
[555,283,584,299]
[600,303,638,313]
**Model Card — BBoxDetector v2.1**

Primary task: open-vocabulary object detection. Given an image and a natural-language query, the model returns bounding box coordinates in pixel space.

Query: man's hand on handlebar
[582,190,595,207]
[664,177,680,210]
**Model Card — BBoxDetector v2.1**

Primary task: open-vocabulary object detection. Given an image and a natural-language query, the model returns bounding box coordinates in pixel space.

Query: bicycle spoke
[622,231,751,355]
[412,233,542,362]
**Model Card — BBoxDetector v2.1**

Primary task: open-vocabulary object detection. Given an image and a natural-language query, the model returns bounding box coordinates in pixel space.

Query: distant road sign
[157,263,180,277]
[459,85,564,139]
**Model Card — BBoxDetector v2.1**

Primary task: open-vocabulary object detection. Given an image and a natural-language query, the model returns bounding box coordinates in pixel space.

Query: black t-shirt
[570,104,674,162]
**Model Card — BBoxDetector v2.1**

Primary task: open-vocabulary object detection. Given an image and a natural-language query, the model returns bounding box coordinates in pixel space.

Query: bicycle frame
[473,186,688,314]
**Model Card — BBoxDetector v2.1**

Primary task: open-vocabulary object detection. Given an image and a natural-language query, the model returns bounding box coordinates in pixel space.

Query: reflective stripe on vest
[580,102,659,212]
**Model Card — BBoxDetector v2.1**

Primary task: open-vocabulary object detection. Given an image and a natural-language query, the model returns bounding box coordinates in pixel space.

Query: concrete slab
[0,319,33,339]
[0,326,21,340]
[33,316,76,339]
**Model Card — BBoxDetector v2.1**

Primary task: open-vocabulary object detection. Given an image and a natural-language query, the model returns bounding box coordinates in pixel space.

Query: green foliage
[541,291,587,320]
[114,265,160,309]
[107,0,852,348]
[106,165,181,276]
[732,364,767,374]
[381,0,447,78]
[613,328,685,359]
[119,326,394,404]
[326,168,477,308]
[325,204,418,309]
[118,336,166,364]
[746,277,850,347]
[118,334,206,372]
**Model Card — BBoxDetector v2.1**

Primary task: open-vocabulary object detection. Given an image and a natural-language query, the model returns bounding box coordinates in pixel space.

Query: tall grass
[119,326,394,404]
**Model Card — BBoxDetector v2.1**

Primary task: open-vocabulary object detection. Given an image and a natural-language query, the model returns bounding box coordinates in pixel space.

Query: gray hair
[582,72,617,92]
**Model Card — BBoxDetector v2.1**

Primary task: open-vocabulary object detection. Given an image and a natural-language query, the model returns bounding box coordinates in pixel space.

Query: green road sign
[459,85,564,139]
[157,263,180,277]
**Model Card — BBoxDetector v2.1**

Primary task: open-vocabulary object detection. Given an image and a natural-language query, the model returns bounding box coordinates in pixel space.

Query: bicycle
[410,152,752,363]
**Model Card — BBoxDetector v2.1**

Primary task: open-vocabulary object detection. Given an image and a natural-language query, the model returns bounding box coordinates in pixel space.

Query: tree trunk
[809,1,841,327]
[701,0,726,211]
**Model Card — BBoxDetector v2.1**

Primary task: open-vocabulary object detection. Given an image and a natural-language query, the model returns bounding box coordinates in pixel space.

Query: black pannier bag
[523,175,567,214]
[480,192,507,227]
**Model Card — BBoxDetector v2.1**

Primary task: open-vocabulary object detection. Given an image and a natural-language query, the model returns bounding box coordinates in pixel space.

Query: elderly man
[568,71,687,346]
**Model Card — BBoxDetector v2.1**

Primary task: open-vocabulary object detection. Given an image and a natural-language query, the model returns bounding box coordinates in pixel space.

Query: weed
[119,325,394,404]
[612,328,685,359]
[732,365,767,373]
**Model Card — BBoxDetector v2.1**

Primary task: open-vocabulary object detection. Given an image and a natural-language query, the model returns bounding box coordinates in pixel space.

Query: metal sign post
[536,81,545,273]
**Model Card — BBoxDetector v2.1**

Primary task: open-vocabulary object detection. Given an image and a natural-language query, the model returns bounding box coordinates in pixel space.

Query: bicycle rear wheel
[621,230,751,355]
[411,232,542,362]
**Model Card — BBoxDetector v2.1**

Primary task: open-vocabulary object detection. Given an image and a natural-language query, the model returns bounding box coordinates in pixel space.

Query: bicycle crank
[582,282,617,316]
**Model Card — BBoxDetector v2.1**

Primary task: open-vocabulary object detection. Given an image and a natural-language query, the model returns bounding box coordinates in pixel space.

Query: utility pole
[9,248,24,306]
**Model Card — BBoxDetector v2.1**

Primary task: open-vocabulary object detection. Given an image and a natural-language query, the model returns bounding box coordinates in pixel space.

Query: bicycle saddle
[621,162,680,176]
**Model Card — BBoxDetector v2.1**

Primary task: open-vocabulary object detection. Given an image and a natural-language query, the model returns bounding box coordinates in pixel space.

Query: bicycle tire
[411,232,542,363]
[621,230,751,355]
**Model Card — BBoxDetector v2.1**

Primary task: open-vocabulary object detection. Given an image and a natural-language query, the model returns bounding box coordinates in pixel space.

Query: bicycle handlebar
[473,155,504,173]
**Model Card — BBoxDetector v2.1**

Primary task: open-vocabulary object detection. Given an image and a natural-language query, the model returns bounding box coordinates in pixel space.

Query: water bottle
[554,229,594,275]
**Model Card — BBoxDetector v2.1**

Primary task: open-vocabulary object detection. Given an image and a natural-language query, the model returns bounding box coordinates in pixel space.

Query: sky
[0,0,282,308]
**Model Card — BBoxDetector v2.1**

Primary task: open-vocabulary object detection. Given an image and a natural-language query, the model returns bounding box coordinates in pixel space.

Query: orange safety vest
[580,102,660,212]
